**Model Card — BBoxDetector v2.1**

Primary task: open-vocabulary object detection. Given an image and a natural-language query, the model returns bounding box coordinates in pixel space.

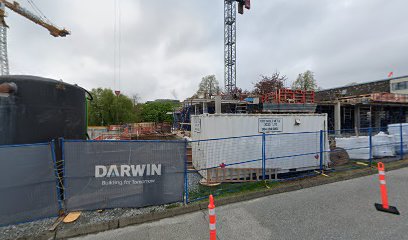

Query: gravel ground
[0,204,181,240]
[0,217,57,240]
[187,172,202,193]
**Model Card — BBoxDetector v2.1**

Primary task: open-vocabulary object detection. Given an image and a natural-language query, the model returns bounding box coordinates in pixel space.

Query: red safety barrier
[208,195,216,240]
[261,88,315,104]
[374,162,400,215]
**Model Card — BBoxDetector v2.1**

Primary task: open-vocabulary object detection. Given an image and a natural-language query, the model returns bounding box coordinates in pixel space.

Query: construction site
[0,1,407,239]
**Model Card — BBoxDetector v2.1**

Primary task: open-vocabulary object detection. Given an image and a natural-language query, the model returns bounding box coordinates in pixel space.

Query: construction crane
[0,0,69,75]
[224,0,250,95]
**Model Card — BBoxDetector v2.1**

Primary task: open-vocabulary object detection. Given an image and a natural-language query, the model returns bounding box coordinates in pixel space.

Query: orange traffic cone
[208,195,216,240]
[374,162,400,215]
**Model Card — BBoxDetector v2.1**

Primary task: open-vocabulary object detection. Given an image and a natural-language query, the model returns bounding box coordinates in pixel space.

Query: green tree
[88,88,137,125]
[140,102,178,123]
[252,72,287,95]
[292,70,318,90]
[194,75,221,98]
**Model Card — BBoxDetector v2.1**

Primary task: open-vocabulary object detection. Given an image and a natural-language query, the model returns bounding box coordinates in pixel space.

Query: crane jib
[1,0,70,37]
[0,0,70,75]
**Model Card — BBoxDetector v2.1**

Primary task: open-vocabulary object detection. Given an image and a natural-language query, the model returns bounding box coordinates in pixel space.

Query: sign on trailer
[258,118,283,133]
[193,118,201,133]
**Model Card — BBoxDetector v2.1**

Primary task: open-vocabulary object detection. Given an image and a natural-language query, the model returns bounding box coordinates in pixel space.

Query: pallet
[204,168,279,184]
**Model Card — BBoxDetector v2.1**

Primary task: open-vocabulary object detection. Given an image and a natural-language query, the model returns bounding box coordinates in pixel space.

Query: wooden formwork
[262,88,315,104]
[186,147,194,170]
[204,168,279,184]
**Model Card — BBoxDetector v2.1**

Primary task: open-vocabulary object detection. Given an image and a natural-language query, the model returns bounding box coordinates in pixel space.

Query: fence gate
[63,140,186,211]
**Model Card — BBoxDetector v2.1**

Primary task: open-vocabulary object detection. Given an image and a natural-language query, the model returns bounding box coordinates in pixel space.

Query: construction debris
[63,212,81,223]
[88,122,174,141]
[47,216,64,231]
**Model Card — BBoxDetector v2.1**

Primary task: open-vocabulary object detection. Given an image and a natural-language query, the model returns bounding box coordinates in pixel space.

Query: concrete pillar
[215,96,222,114]
[354,105,360,134]
[374,106,381,129]
[334,102,341,133]
[405,108,408,123]
[368,106,372,128]
[203,102,208,114]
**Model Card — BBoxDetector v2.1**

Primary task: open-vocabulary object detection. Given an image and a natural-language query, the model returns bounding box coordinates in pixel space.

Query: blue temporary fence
[185,124,408,202]
[61,139,186,211]
[1,123,408,226]
[0,142,60,226]
[186,130,327,203]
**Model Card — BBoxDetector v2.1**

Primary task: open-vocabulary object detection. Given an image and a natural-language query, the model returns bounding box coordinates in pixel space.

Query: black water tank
[0,75,87,145]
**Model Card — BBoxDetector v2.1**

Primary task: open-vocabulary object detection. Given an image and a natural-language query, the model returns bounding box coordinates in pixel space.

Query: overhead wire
[113,0,117,91]
[25,0,43,20]
[26,0,53,25]
[118,0,121,92]
[113,0,121,92]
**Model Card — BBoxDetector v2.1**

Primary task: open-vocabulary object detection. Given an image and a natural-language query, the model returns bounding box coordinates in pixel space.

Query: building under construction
[176,75,408,133]
[315,75,408,132]
[174,88,318,131]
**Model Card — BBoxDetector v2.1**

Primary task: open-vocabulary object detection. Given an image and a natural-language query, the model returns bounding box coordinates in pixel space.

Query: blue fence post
[50,140,63,212]
[184,139,189,204]
[319,130,324,171]
[262,133,266,180]
[369,127,373,167]
[60,138,65,202]
[400,123,404,160]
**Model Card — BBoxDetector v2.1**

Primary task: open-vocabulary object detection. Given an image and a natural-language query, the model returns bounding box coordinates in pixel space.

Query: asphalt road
[73,168,408,240]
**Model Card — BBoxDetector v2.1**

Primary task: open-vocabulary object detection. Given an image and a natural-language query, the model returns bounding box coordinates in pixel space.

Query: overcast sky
[5,0,408,101]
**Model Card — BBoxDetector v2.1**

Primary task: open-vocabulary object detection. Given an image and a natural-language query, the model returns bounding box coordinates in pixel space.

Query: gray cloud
[4,0,408,101]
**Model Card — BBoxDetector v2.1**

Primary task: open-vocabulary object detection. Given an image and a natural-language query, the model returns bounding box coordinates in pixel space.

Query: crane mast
[0,3,9,75]
[0,0,69,75]
[224,0,250,95]
[224,0,236,95]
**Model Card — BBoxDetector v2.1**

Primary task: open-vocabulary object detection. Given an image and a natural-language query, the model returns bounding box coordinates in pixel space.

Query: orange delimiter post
[377,162,389,209]
[208,195,216,240]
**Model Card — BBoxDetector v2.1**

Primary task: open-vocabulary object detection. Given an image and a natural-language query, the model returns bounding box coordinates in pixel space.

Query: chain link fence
[187,124,408,202]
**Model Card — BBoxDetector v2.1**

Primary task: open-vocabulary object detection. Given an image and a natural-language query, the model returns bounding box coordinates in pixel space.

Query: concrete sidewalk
[74,168,408,240]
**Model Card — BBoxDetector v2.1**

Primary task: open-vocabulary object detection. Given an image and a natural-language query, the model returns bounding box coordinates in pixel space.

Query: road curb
[15,231,55,240]
[55,219,119,239]
[15,161,408,240]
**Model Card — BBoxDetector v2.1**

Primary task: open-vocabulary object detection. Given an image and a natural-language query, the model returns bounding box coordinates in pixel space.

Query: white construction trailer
[191,114,329,179]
